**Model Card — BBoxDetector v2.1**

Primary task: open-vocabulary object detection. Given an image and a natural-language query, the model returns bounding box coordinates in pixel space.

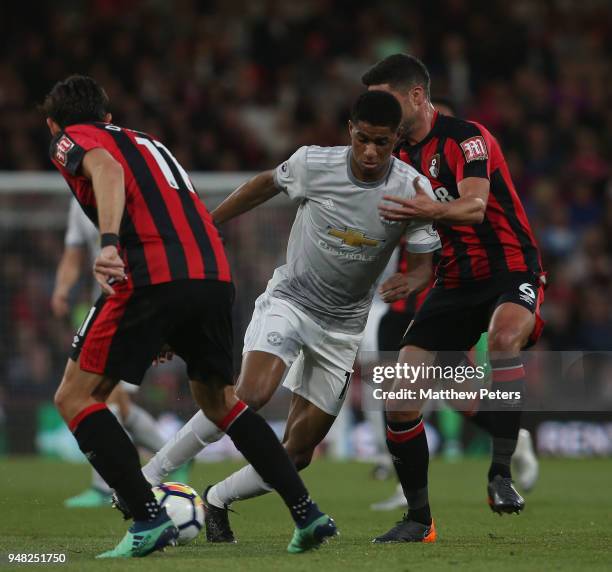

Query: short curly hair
[41,75,109,128]
[351,91,402,131]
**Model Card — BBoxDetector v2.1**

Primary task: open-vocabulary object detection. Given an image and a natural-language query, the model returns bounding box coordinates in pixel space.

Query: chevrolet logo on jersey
[327,227,380,248]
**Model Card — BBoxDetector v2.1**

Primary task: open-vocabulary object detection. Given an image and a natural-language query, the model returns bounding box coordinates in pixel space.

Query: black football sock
[386,416,431,525]
[487,357,525,481]
[463,409,493,434]
[219,401,322,528]
[70,404,159,521]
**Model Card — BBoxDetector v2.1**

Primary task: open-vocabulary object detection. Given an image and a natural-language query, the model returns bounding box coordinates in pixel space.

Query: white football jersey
[270,145,440,334]
[65,197,100,260]
[65,197,101,300]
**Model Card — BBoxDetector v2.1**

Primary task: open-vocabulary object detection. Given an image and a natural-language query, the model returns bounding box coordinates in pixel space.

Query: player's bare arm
[212,170,280,224]
[81,148,126,295]
[379,251,433,303]
[51,246,86,317]
[379,177,488,225]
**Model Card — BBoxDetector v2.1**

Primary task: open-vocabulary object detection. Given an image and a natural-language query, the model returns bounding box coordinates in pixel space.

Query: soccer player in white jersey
[52,198,174,508]
[132,91,440,541]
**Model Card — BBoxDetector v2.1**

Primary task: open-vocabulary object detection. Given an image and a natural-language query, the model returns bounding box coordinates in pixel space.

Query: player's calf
[283,433,317,471]
[485,307,533,514]
[193,382,336,551]
[383,414,431,525]
[58,360,162,526]
[287,449,314,472]
[486,355,526,480]
[70,403,162,519]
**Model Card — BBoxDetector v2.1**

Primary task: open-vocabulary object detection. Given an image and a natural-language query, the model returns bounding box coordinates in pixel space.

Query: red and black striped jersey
[396,112,543,288]
[49,122,230,288]
[389,236,435,315]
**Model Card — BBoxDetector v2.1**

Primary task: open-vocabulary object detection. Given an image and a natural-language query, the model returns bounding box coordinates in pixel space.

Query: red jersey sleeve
[50,124,104,176]
[444,121,493,183]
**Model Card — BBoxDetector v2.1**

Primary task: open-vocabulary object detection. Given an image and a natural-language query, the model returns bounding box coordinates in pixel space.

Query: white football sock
[363,408,388,463]
[123,404,165,452]
[141,410,223,485]
[207,464,273,508]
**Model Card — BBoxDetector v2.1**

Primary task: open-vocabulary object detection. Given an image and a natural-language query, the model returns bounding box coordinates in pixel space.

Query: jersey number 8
[433,187,454,202]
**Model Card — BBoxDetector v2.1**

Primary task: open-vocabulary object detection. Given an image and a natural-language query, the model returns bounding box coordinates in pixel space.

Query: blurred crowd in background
[0,0,610,452]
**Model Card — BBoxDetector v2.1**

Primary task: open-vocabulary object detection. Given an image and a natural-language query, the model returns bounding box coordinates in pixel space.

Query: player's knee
[54,380,81,421]
[488,327,523,354]
[235,378,273,411]
[192,383,234,425]
[53,385,68,416]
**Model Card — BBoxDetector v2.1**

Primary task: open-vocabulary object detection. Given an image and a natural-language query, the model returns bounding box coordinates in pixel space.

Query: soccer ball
[153,482,204,544]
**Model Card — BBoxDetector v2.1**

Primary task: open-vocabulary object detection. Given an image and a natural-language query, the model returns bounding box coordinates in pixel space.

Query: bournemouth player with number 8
[362,54,546,543]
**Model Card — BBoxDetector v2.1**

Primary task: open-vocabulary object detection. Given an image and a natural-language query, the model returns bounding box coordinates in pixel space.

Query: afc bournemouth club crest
[428,154,440,178]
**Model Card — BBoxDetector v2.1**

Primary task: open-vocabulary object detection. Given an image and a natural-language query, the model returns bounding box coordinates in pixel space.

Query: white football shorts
[243,291,363,416]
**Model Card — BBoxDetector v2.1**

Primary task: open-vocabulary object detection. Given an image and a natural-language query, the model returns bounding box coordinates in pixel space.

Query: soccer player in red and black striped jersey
[371,98,538,512]
[361,55,546,543]
[44,75,336,557]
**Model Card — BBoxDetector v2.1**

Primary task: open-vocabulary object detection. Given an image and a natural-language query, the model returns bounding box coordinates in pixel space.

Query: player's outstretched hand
[379,272,412,303]
[94,245,127,296]
[379,177,440,222]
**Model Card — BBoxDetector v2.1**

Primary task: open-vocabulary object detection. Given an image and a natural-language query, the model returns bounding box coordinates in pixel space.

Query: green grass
[1,458,611,571]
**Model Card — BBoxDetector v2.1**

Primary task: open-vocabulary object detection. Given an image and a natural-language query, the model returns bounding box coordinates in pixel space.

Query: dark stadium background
[0,0,610,459]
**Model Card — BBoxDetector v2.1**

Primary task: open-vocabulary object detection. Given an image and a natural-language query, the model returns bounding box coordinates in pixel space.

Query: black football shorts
[378,310,415,352]
[71,279,235,385]
[401,271,545,353]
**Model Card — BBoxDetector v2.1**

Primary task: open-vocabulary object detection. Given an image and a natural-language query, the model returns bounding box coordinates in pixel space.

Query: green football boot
[96,509,178,558]
[64,488,112,508]
[287,514,337,554]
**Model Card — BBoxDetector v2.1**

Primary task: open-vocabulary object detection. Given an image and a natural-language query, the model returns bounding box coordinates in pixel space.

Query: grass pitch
[1,457,611,571]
